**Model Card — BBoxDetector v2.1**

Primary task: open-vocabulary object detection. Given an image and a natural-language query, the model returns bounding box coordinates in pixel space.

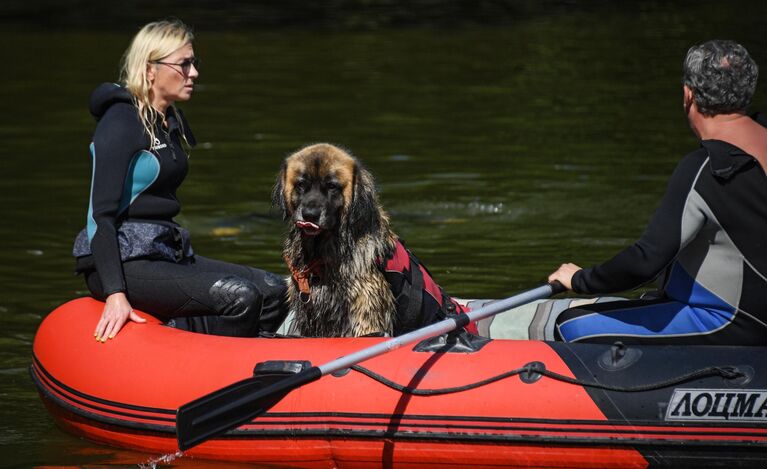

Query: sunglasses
[152,57,200,75]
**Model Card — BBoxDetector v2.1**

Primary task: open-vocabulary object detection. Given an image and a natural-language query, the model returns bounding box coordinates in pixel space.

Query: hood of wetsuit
[89,83,134,120]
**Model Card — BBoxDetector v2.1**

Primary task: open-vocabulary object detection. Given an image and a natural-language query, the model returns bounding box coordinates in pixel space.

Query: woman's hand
[548,263,582,291]
[94,292,146,342]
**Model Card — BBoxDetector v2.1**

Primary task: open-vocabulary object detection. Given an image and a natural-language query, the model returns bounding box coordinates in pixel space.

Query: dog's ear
[347,164,382,239]
[271,161,289,220]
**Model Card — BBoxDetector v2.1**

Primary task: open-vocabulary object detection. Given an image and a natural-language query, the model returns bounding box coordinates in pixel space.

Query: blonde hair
[119,18,194,147]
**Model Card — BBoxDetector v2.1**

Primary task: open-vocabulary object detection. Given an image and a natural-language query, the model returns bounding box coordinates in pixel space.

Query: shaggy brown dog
[272,143,399,337]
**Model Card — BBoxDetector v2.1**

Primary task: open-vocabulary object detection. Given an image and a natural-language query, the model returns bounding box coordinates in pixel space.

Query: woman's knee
[209,276,263,317]
[166,276,262,337]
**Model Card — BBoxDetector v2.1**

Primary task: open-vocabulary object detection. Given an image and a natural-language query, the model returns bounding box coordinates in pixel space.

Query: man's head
[683,40,758,116]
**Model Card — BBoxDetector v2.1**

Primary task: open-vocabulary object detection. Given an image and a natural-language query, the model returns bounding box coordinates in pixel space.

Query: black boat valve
[611,342,626,363]
[598,341,642,371]
[520,361,546,384]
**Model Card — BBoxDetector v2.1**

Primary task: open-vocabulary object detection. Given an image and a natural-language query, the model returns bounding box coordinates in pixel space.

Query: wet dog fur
[272,143,399,337]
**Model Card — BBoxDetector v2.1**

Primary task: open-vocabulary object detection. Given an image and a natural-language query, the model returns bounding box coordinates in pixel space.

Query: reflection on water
[1,1,766,466]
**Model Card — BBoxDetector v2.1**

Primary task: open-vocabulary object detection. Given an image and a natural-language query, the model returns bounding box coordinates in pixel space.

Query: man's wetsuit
[556,114,767,345]
[73,83,288,335]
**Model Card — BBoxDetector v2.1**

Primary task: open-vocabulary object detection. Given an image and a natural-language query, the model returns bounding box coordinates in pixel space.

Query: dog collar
[285,256,324,298]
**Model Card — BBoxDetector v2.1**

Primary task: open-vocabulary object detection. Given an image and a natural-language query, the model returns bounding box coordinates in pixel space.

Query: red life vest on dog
[379,239,478,336]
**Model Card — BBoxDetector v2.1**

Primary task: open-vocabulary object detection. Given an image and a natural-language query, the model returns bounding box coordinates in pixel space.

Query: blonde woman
[73,19,287,341]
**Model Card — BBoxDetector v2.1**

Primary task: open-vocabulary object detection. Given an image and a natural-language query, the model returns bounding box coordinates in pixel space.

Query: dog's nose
[302,204,322,223]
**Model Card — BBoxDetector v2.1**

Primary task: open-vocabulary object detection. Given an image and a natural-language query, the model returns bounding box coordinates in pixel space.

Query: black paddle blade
[176,367,322,451]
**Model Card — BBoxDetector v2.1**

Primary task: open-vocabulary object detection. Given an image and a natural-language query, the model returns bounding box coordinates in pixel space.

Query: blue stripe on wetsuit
[86,147,160,242]
[558,263,736,341]
[86,142,98,240]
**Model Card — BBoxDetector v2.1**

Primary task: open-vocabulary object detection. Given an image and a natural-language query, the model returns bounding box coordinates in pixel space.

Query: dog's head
[272,143,382,240]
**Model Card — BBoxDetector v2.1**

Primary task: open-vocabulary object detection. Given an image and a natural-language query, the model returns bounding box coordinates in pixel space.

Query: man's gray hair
[683,40,758,116]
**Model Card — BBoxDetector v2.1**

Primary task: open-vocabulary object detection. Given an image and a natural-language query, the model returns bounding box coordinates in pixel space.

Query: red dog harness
[378,239,478,335]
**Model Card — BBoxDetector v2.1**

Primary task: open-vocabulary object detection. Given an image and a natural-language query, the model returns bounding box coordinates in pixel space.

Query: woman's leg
[85,255,288,336]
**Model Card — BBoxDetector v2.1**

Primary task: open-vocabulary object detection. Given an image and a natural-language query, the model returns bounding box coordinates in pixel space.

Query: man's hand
[548,263,582,291]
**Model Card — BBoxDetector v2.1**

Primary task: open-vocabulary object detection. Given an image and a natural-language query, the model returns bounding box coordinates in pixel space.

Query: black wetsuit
[555,114,767,345]
[73,83,288,335]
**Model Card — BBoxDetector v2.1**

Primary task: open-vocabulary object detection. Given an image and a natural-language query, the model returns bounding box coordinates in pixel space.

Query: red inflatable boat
[31,297,767,467]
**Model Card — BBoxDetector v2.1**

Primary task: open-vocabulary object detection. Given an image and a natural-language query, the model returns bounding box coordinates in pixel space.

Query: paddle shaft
[319,282,564,375]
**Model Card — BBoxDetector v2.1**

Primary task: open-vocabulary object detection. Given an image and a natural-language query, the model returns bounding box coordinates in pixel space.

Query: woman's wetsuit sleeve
[87,104,147,295]
[571,151,708,294]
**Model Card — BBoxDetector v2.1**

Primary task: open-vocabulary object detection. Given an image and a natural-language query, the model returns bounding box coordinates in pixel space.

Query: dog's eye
[295,179,309,192]
[325,182,341,192]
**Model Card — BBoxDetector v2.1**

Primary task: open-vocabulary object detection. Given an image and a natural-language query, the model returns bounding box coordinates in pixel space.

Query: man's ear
[683,85,694,113]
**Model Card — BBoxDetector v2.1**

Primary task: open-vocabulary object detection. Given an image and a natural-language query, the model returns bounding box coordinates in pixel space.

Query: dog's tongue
[296,220,320,231]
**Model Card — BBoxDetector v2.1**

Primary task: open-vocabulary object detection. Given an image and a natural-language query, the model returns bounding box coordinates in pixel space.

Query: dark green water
[2,2,766,467]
